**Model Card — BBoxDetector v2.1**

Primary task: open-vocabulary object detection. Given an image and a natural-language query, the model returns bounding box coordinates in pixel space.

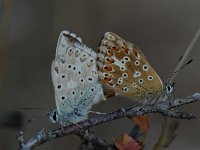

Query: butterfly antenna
[167,59,193,84]
[167,27,200,86]
[21,107,46,110]
[21,107,49,125]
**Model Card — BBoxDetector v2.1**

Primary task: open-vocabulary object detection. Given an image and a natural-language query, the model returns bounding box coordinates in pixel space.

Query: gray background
[0,0,200,149]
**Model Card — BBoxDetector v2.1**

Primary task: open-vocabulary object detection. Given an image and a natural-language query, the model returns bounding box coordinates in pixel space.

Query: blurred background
[0,0,200,149]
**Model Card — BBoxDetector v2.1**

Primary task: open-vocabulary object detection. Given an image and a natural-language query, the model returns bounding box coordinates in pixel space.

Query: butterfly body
[97,32,164,102]
[50,31,104,126]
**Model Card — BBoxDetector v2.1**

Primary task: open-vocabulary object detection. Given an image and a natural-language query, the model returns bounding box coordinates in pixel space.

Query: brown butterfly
[97,32,164,103]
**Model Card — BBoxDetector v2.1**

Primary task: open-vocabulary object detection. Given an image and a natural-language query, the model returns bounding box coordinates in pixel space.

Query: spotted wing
[97,32,163,101]
[51,31,104,126]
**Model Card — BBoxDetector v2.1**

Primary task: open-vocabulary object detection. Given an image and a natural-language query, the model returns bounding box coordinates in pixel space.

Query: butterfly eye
[75,48,80,56]
[132,82,137,87]
[122,73,128,78]
[61,96,65,100]
[120,66,126,71]
[52,111,57,121]
[105,57,110,62]
[61,74,66,78]
[134,61,140,66]
[57,85,62,89]
[68,48,73,56]
[121,60,125,64]
[138,79,144,84]
[87,58,95,67]
[122,86,129,92]
[123,56,130,62]
[68,65,72,68]
[133,71,141,78]
[104,73,109,77]
[143,65,148,71]
[166,84,173,94]
[117,78,123,84]
[80,53,88,61]
[147,76,153,80]
[88,78,93,82]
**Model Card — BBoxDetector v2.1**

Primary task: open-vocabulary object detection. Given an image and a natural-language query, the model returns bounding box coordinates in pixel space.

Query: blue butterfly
[49,31,105,126]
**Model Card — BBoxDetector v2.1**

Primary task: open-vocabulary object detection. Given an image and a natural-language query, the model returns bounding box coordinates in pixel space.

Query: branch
[17,93,200,150]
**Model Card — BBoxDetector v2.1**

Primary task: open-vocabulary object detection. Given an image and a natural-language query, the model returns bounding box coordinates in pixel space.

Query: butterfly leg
[89,110,107,115]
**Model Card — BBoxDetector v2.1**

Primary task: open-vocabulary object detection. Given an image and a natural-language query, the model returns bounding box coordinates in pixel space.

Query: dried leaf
[130,115,149,134]
[153,118,179,150]
[113,134,141,150]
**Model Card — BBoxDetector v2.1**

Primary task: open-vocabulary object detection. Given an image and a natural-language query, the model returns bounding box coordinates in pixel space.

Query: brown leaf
[113,134,141,150]
[153,118,179,150]
[130,115,149,134]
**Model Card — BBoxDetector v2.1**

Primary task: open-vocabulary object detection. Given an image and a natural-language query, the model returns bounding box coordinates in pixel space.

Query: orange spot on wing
[107,50,113,56]
[123,48,129,54]
[107,58,114,64]
[111,46,119,51]
[104,66,113,72]
[104,77,111,82]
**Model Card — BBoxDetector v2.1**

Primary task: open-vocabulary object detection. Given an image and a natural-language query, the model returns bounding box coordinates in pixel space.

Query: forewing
[97,32,163,100]
[51,31,104,126]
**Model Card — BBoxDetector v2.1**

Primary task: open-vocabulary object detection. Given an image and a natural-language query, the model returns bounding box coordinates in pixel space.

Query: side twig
[17,93,200,150]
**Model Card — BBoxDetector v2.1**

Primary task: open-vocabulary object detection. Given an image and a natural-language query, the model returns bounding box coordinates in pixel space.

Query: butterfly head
[97,32,164,101]
[48,109,58,124]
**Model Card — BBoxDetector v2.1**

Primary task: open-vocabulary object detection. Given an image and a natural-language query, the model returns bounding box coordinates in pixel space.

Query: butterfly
[97,32,165,103]
[49,31,105,127]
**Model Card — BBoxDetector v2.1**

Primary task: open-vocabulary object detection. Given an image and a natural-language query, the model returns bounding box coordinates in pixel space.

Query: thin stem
[168,28,200,85]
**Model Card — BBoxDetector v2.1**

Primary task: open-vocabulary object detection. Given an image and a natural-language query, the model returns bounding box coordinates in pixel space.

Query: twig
[155,27,200,150]
[0,0,12,103]
[76,130,111,149]
[17,93,200,150]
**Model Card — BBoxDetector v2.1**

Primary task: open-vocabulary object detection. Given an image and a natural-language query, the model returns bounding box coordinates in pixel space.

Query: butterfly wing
[97,32,163,101]
[51,31,105,126]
